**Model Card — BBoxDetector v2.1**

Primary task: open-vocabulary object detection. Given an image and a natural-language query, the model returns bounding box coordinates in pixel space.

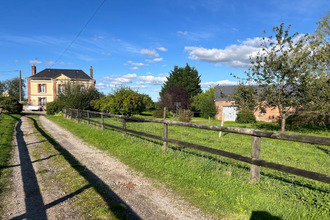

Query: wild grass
[47,114,330,219]
[0,113,21,216]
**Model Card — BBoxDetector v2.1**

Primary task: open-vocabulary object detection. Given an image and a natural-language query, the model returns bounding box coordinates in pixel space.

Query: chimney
[90,66,93,79]
[32,64,36,76]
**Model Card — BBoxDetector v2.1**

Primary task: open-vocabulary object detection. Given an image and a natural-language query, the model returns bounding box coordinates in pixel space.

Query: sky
[0,0,329,101]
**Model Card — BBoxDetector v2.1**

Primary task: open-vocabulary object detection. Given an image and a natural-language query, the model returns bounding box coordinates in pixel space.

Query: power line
[52,0,106,66]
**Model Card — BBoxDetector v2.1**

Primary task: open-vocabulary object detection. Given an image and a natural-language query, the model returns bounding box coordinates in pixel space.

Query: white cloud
[131,67,139,70]
[157,47,168,51]
[146,57,163,63]
[177,30,188,36]
[146,72,153,75]
[29,60,42,64]
[138,75,166,85]
[128,61,147,67]
[101,52,111,56]
[184,37,265,68]
[201,80,238,88]
[44,61,56,66]
[131,85,148,89]
[59,61,73,66]
[140,49,159,58]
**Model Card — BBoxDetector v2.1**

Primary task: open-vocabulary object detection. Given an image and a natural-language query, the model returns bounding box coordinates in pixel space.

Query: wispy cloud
[29,59,42,64]
[157,47,168,51]
[140,49,159,58]
[201,80,238,88]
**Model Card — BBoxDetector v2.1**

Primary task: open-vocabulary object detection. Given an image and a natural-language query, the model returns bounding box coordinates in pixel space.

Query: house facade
[215,85,280,122]
[26,65,95,106]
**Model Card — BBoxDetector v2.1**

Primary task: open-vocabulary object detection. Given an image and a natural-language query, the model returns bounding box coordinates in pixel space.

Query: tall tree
[246,23,313,132]
[230,83,258,112]
[3,77,25,100]
[160,63,202,98]
[160,86,190,111]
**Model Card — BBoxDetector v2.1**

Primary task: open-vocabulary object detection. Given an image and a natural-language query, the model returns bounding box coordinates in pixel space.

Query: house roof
[215,85,260,101]
[27,68,93,80]
[215,85,239,101]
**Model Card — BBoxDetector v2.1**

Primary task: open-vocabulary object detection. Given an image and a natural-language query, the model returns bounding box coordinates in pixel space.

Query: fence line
[64,108,330,184]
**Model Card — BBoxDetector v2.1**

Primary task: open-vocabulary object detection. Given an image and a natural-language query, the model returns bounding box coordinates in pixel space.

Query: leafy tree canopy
[0,77,25,100]
[230,83,258,112]
[160,63,202,98]
[160,86,191,111]
[191,87,217,118]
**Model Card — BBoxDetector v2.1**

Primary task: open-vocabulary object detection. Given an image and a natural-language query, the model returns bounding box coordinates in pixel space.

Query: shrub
[46,100,64,115]
[178,109,193,122]
[285,114,327,130]
[0,96,22,114]
[235,111,256,123]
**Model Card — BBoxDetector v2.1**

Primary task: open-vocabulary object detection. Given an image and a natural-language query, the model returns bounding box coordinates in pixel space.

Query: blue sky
[0,0,329,101]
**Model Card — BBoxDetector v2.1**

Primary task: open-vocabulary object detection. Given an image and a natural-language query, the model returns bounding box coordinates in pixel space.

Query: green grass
[0,113,21,216]
[47,114,330,219]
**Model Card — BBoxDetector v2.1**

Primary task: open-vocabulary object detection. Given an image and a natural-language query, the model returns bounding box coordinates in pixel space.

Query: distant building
[26,65,95,106]
[214,85,280,122]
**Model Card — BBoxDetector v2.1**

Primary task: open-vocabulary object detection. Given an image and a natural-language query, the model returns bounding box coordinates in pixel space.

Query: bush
[46,100,64,115]
[178,109,193,122]
[285,114,328,130]
[235,111,256,123]
[152,109,165,118]
[0,96,22,114]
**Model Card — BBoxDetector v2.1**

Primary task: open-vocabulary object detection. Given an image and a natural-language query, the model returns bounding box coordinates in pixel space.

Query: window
[80,85,85,91]
[58,85,65,94]
[39,98,46,106]
[39,84,46,93]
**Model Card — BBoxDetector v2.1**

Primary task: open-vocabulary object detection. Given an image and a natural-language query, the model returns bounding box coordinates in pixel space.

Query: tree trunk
[281,117,286,132]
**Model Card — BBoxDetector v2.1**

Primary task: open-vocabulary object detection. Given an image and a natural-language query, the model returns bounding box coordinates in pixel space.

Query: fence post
[87,110,90,125]
[122,118,126,135]
[101,113,104,130]
[219,112,224,137]
[250,136,261,183]
[64,107,67,118]
[76,109,79,122]
[163,107,168,151]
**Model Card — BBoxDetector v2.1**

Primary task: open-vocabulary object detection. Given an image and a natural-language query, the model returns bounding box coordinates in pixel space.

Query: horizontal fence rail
[64,108,330,184]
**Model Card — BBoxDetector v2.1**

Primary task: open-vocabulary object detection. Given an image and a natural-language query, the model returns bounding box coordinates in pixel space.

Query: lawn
[0,113,21,216]
[47,114,330,219]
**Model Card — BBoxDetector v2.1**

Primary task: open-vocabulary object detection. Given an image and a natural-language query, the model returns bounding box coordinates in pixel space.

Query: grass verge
[0,113,21,216]
[47,115,330,219]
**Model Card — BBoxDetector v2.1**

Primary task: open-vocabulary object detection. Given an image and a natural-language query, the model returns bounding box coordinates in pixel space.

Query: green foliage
[178,109,193,122]
[46,99,64,115]
[94,87,146,115]
[141,94,155,110]
[191,87,217,119]
[235,111,257,124]
[0,77,25,100]
[152,109,166,118]
[160,63,202,98]
[0,96,22,114]
[57,84,101,110]
[230,83,258,112]
[285,114,328,131]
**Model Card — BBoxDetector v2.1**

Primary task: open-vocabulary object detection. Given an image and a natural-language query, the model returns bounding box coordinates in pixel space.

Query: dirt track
[2,115,214,219]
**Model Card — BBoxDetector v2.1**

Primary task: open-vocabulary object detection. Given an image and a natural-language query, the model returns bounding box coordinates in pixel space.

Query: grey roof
[27,68,93,80]
[215,85,239,101]
[215,85,260,101]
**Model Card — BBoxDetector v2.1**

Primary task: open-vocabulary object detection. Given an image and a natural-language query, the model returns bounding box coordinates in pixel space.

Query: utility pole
[19,70,22,102]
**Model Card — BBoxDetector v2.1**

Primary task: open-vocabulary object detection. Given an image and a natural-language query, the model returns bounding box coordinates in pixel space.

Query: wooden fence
[64,108,330,184]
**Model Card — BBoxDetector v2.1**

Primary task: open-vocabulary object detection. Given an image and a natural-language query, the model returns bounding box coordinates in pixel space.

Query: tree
[230,83,258,112]
[191,87,217,119]
[246,23,313,132]
[2,77,25,100]
[141,94,155,111]
[160,63,202,98]
[56,84,101,110]
[160,86,190,111]
[94,87,146,115]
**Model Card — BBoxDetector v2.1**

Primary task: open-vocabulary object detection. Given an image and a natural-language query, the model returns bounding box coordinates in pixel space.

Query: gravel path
[2,115,215,219]
[39,115,214,220]
[2,116,80,220]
